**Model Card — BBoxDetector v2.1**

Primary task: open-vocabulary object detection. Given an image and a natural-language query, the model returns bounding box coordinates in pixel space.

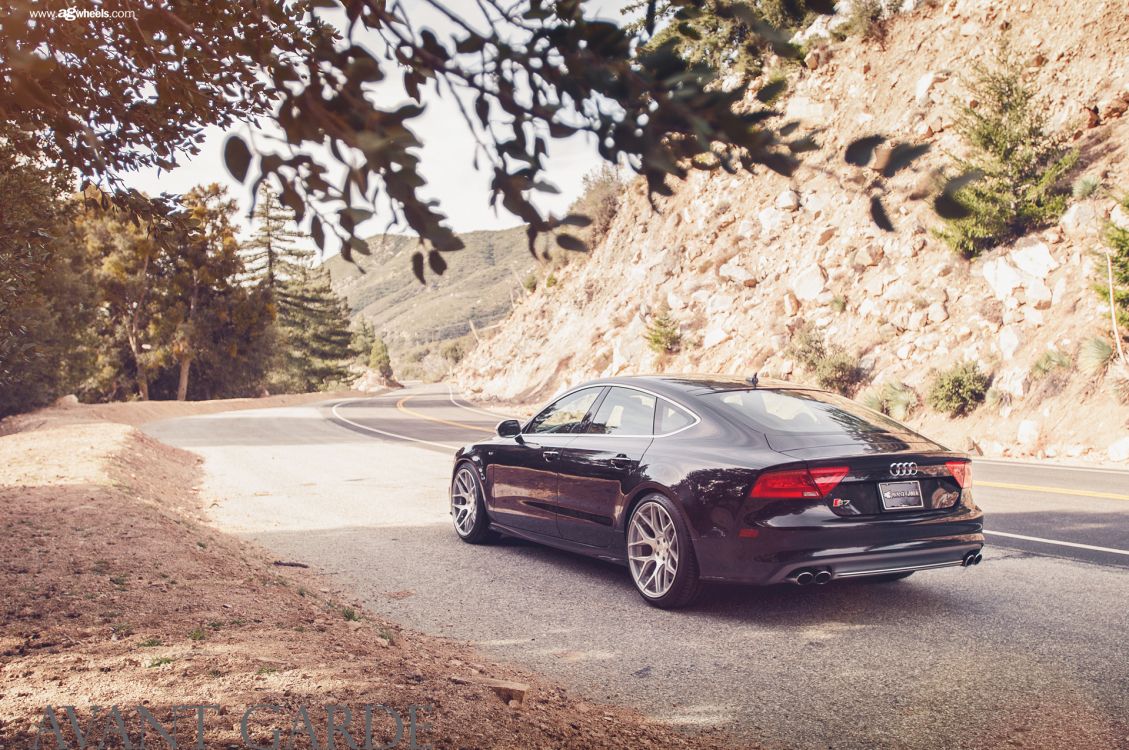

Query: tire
[863,571,915,583]
[626,493,701,609]
[451,463,493,544]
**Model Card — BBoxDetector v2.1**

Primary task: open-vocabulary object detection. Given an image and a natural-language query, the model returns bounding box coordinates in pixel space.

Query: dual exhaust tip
[963,550,984,567]
[792,568,832,586]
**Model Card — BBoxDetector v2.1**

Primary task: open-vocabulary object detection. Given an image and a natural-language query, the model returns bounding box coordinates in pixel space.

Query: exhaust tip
[814,570,832,585]
[973,552,983,565]
[963,550,983,567]
[794,570,814,586]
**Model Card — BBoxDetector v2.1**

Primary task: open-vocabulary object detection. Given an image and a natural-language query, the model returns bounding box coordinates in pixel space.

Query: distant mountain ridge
[324,225,536,347]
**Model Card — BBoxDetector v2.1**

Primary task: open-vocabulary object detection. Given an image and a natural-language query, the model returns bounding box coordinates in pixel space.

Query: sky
[122,0,631,255]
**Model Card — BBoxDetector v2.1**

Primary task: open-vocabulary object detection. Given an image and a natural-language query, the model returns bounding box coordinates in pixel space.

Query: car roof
[584,374,820,397]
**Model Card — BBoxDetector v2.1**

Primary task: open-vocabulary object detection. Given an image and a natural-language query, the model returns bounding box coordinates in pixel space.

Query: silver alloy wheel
[627,501,679,598]
[451,467,478,537]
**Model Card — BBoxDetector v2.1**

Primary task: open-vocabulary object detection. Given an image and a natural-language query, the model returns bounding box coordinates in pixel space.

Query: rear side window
[585,387,656,435]
[655,399,695,435]
[704,388,911,436]
[527,387,602,434]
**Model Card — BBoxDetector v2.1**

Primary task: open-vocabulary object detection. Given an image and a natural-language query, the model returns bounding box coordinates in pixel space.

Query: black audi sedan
[450,375,984,608]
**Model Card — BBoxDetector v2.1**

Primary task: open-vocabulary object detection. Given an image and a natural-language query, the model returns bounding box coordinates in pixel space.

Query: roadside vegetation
[927,362,991,417]
[0,167,358,418]
[937,48,1078,259]
[645,307,682,354]
[859,381,918,420]
[786,326,865,395]
[1098,193,1129,402]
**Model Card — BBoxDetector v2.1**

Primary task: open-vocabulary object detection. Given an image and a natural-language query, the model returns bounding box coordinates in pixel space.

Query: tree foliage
[1,0,865,281]
[938,49,1078,259]
[369,337,394,380]
[0,133,95,417]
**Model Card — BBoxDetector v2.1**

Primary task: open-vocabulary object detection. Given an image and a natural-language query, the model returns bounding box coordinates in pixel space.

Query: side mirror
[496,419,522,439]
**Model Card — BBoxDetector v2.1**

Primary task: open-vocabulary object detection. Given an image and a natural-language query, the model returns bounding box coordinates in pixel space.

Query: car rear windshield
[702,388,913,436]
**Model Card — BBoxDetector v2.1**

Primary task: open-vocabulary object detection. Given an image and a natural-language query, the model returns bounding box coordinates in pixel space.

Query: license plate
[879,480,924,510]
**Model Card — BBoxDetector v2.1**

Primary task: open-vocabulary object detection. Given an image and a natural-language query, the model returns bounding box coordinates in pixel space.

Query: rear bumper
[694,506,984,585]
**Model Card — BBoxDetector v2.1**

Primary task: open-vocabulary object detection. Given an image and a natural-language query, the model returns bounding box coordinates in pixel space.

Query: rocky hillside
[455,0,1129,464]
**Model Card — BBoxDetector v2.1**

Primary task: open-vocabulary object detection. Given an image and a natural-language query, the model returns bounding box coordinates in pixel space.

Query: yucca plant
[1079,336,1114,376]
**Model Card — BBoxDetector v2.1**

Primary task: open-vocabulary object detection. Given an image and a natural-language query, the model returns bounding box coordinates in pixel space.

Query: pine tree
[242,186,307,290]
[273,265,357,390]
[369,337,394,380]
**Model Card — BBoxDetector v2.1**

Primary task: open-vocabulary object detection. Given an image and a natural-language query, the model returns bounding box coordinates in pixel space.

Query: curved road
[145,383,1129,750]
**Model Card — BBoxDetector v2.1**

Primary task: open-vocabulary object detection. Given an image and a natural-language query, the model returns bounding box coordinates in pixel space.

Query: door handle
[609,454,634,470]
[543,449,561,461]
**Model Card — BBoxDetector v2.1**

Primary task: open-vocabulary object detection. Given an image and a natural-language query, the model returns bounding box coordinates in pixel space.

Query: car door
[554,386,657,548]
[486,386,605,538]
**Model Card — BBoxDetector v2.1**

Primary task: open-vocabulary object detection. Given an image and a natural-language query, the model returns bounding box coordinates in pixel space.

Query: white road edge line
[330,398,460,451]
[984,530,1129,557]
[446,384,518,420]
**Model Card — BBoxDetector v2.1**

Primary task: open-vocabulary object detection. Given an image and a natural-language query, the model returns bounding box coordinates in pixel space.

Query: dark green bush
[927,362,991,416]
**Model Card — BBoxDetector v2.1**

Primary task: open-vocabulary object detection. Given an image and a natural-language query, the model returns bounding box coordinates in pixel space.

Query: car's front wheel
[451,463,492,544]
[626,494,701,609]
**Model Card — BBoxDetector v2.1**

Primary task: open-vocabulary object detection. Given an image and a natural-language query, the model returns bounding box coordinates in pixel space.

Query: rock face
[455,0,1129,462]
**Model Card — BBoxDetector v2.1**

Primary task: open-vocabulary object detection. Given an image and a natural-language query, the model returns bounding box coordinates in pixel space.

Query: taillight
[749,466,849,499]
[945,460,972,489]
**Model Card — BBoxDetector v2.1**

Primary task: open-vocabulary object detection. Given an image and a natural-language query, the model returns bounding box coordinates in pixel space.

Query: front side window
[526,387,602,434]
[585,387,656,435]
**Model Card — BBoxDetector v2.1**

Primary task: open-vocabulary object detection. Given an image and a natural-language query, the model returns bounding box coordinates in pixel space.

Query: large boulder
[982,257,1024,301]
[1009,238,1058,280]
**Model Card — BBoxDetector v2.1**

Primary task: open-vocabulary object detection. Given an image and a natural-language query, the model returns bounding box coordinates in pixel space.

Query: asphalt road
[145,384,1129,750]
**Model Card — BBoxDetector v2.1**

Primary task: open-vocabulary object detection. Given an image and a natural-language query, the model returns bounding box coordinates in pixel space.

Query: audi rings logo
[889,461,918,477]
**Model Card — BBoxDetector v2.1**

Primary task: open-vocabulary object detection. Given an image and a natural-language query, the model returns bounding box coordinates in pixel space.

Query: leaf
[311,216,325,250]
[870,196,894,231]
[223,136,252,182]
[411,251,425,283]
[561,213,593,228]
[881,142,930,178]
[844,135,886,167]
[556,233,586,252]
[427,250,447,275]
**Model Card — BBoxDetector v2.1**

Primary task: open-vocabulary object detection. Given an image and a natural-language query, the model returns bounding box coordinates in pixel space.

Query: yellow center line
[978,480,1129,501]
[396,394,496,434]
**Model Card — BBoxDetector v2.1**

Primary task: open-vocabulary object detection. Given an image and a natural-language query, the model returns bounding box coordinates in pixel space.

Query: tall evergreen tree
[243,185,357,392]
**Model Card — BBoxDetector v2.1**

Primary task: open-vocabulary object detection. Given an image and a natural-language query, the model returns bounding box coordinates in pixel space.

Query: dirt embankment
[0,406,736,748]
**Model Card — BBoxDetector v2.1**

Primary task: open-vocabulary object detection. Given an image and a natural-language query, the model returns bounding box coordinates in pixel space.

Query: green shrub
[860,381,918,421]
[786,326,864,395]
[644,309,681,354]
[938,49,1078,259]
[1078,336,1114,376]
[843,0,886,42]
[368,337,394,379]
[546,274,558,288]
[813,351,864,395]
[1031,349,1071,378]
[927,362,991,416]
[1072,176,1101,200]
[1101,194,1129,338]
[522,274,537,293]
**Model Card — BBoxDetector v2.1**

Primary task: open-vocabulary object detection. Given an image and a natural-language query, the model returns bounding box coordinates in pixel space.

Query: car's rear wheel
[451,464,492,544]
[627,494,701,609]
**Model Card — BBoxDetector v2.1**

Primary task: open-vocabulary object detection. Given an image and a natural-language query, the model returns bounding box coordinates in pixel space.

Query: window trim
[522,383,701,439]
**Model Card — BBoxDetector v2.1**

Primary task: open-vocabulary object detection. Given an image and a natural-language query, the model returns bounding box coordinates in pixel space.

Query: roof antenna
[746,372,759,387]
